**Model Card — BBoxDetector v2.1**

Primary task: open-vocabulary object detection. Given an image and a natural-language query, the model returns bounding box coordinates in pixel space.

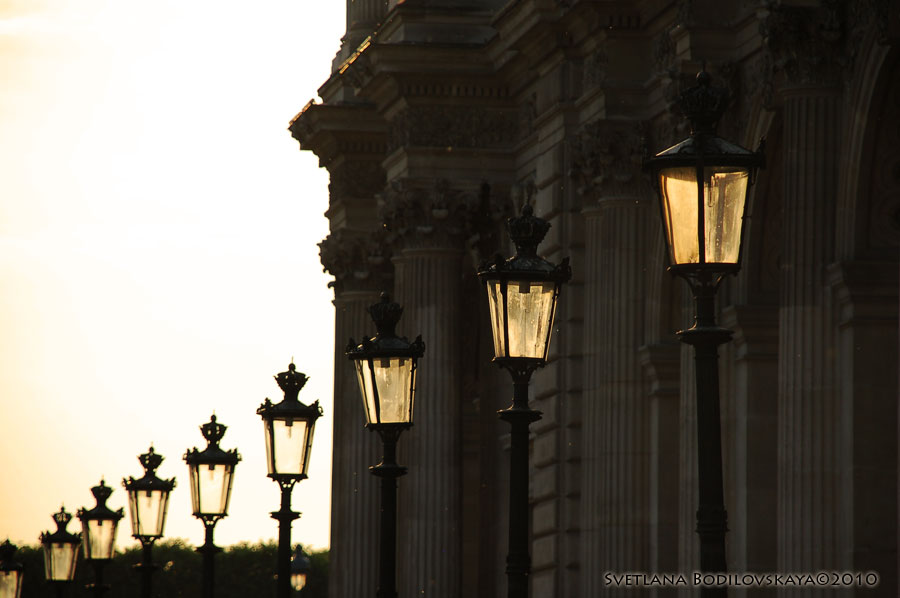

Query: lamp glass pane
[271,418,310,476]
[485,280,506,357]
[43,542,78,581]
[129,489,168,538]
[82,519,118,560]
[190,463,233,517]
[505,280,558,360]
[291,572,307,591]
[263,422,275,475]
[659,167,700,264]
[0,571,21,598]
[354,360,378,425]
[371,357,414,424]
[703,166,749,264]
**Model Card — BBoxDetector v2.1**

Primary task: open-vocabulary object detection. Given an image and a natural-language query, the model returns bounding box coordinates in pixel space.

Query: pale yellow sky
[0,1,344,551]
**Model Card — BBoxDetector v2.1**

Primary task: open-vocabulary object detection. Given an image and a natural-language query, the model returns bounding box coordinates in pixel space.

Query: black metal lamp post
[476,205,570,598]
[123,447,176,598]
[40,506,82,598]
[346,293,424,598]
[77,479,124,598]
[644,70,764,596]
[185,414,241,598]
[0,540,24,598]
[258,364,323,598]
[289,546,311,593]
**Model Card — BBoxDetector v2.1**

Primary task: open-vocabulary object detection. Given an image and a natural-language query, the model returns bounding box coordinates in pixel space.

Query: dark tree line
[15,540,328,598]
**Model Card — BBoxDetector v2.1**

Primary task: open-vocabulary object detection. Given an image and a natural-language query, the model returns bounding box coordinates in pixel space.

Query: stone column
[573,120,653,595]
[762,3,845,579]
[320,230,394,598]
[381,179,480,598]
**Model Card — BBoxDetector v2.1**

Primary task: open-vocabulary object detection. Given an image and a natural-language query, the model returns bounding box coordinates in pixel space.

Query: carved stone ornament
[328,160,386,203]
[570,119,646,202]
[379,178,511,253]
[319,228,394,295]
[388,105,518,153]
[759,0,848,90]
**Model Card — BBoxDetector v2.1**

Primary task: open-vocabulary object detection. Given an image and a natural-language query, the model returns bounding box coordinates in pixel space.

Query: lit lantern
[123,447,176,541]
[257,364,322,483]
[77,479,124,561]
[477,205,571,368]
[346,294,424,430]
[290,546,311,592]
[0,540,24,598]
[40,506,81,583]
[644,71,764,279]
[184,415,240,521]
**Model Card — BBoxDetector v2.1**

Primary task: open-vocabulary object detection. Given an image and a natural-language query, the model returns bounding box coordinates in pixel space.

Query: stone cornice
[288,103,387,165]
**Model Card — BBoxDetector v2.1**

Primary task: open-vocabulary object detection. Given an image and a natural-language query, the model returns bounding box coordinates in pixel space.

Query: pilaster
[574,119,653,596]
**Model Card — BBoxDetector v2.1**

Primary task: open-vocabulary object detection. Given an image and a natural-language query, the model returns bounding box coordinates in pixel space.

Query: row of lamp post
[340,69,761,598]
[1,364,322,598]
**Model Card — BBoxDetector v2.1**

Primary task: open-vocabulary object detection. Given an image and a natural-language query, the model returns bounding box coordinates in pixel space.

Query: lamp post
[185,414,241,598]
[258,363,323,598]
[40,506,82,598]
[476,205,570,598]
[644,70,764,595]
[0,540,24,598]
[290,546,311,593]
[123,447,176,598]
[346,293,424,598]
[77,479,124,598]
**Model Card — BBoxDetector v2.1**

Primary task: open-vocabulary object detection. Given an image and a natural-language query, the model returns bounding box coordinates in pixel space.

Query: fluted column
[573,120,652,595]
[382,179,479,598]
[321,231,393,598]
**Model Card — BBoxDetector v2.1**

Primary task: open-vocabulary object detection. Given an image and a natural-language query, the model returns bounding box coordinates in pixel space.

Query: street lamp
[477,204,570,598]
[644,70,764,595]
[258,363,323,598]
[77,479,124,598]
[123,447,176,598]
[290,546,311,592]
[40,506,82,598]
[0,540,24,598]
[184,414,241,598]
[346,293,424,598]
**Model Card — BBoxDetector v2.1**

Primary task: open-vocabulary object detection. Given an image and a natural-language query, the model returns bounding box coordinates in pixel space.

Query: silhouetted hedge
[16,539,328,598]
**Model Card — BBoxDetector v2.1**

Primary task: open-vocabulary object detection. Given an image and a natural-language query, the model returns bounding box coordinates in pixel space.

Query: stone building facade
[289,1,900,596]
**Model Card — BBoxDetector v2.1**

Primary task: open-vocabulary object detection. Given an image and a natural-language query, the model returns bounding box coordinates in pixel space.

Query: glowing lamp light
[123,447,176,541]
[184,415,241,521]
[40,506,82,583]
[77,479,124,561]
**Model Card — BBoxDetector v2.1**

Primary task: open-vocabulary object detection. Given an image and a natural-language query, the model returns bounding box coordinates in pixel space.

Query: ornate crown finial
[90,479,113,506]
[677,69,730,135]
[275,363,309,398]
[201,414,227,446]
[138,446,163,474]
[507,204,551,257]
[52,506,73,531]
[368,293,402,338]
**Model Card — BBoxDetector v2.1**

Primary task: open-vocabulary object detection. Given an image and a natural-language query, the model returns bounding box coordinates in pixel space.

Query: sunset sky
[0,1,344,551]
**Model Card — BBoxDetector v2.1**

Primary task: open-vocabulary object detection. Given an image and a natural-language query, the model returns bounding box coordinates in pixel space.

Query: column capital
[319,228,394,295]
[570,119,647,204]
[379,178,509,254]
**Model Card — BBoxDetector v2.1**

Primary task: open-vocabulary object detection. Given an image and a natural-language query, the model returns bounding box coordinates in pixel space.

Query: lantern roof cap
[40,506,82,546]
[478,205,571,283]
[184,414,241,466]
[77,479,124,522]
[0,540,23,573]
[123,446,176,493]
[257,364,323,421]
[346,294,425,360]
